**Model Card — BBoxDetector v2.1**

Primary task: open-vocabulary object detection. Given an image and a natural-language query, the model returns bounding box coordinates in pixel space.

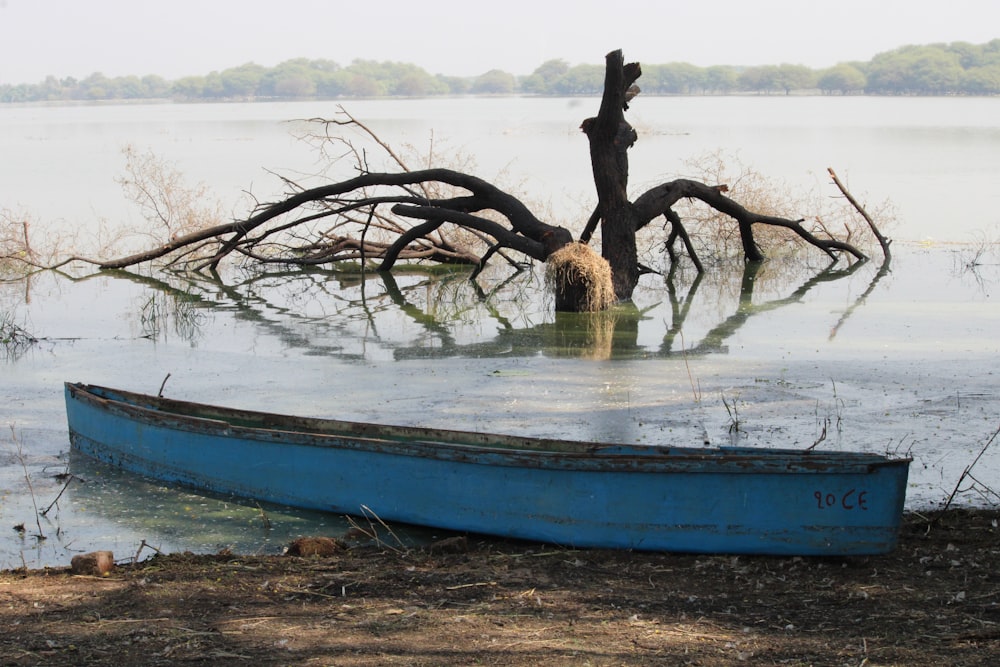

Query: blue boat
[64,382,910,555]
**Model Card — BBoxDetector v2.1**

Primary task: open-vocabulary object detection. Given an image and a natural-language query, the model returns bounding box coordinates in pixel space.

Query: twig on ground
[347,505,407,554]
[134,539,164,563]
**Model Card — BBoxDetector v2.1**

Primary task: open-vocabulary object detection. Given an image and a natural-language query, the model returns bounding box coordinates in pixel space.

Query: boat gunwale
[65,382,911,474]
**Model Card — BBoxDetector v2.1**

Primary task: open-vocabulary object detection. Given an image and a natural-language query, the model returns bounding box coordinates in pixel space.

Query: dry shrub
[669,150,803,259]
[1,206,134,276]
[117,144,224,247]
[0,209,72,276]
[0,209,34,275]
[545,243,615,312]
[0,311,38,358]
[659,150,894,264]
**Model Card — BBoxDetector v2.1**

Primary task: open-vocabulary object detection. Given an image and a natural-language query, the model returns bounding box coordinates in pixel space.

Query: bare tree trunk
[580,50,642,301]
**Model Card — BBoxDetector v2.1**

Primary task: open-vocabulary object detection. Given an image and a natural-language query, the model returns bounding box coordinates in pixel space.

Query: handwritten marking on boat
[814,489,868,510]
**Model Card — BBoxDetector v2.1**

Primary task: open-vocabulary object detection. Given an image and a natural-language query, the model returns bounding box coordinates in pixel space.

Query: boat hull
[64,382,910,555]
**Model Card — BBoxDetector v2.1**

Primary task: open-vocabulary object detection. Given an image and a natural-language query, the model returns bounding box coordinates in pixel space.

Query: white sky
[1,0,998,83]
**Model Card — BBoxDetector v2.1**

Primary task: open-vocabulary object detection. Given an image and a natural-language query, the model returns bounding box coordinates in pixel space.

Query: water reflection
[96,255,888,362]
[828,260,892,341]
[135,289,210,343]
[664,259,871,356]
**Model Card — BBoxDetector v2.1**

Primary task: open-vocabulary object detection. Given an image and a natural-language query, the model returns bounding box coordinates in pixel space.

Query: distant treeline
[3,40,999,103]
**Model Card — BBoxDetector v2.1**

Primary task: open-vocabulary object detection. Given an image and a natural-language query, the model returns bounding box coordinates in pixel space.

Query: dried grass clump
[545,243,615,312]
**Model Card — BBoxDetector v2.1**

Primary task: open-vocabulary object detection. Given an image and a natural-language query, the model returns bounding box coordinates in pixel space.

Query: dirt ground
[1,509,998,666]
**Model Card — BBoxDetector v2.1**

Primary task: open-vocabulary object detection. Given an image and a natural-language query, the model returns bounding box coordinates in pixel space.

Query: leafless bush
[0,311,38,358]
[956,225,1000,271]
[117,144,226,248]
[650,150,895,264]
[0,209,39,278]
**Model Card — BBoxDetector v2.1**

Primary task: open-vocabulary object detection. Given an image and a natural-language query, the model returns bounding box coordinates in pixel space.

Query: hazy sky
[1,0,998,83]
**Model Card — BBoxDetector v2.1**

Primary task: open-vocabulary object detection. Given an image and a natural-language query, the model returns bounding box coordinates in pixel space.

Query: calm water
[1,97,998,569]
[4,96,1000,240]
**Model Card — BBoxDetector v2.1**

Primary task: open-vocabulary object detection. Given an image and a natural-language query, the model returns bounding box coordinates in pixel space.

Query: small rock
[285,536,342,557]
[71,551,115,576]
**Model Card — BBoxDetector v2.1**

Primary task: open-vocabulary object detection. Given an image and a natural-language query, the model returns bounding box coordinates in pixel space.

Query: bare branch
[828,167,892,261]
[634,178,868,264]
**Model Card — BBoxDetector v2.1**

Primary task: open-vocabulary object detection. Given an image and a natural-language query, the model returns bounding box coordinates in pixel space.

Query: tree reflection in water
[99,254,889,363]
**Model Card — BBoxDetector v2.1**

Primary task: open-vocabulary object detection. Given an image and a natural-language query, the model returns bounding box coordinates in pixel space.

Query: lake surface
[1,96,999,569]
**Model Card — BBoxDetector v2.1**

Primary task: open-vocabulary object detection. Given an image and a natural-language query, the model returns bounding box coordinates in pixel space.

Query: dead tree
[61,49,881,312]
